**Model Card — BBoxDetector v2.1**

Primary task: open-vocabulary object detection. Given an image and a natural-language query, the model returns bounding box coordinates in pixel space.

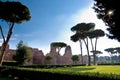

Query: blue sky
[12,0,91,46]
[0,0,120,56]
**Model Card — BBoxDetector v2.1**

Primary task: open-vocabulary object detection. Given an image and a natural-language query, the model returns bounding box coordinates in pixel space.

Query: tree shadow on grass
[70,67,96,72]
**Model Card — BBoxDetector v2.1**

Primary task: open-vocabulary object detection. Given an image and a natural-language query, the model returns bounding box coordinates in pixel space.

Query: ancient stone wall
[4,49,16,60]
[61,46,73,65]
[32,48,45,64]
[45,43,61,65]
[2,44,16,60]
[2,43,88,65]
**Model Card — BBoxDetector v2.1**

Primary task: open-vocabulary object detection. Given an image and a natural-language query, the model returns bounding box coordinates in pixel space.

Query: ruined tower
[62,45,73,65]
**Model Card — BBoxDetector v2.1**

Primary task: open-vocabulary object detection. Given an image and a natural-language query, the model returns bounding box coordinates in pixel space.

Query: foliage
[71,32,87,41]
[115,47,120,53]
[13,41,32,65]
[0,0,31,65]
[0,1,31,23]
[71,23,95,32]
[70,22,95,66]
[2,60,17,66]
[93,0,120,41]
[88,29,105,38]
[71,55,79,62]
[88,29,105,65]
[104,48,116,54]
[70,23,105,65]
[52,42,67,48]
[45,56,52,61]
[104,48,116,63]
[71,55,79,64]
[91,50,102,55]
[52,42,67,53]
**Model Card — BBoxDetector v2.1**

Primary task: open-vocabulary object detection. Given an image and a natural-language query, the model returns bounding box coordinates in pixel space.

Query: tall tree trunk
[83,38,91,66]
[0,23,14,66]
[79,40,83,64]
[110,53,113,63]
[94,37,98,65]
[90,39,95,65]
[90,39,94,52]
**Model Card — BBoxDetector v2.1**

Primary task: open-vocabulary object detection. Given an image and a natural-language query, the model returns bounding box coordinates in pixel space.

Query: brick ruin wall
[2,43,88,65]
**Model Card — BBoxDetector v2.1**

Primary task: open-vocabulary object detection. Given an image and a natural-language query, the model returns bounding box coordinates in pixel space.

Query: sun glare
[108,10,114,15]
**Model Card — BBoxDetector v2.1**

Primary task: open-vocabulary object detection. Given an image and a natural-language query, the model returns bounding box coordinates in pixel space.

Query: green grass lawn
[1,65,120,80]
[47,65,120,75]
[82,65,120,74]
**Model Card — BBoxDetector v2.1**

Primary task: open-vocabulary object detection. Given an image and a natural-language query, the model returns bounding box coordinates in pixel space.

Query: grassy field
[0,65,120,80]
[47,65,120,75]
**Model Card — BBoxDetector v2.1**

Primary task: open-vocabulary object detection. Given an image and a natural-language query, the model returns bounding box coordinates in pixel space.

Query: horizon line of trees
[104,47,120,63]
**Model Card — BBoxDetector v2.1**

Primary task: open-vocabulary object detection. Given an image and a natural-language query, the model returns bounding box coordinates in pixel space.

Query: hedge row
[98,63,120,65]
[0,66,120,80]
[2,61,18,66]
[19,64,86,68]
[3,61,120,67]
